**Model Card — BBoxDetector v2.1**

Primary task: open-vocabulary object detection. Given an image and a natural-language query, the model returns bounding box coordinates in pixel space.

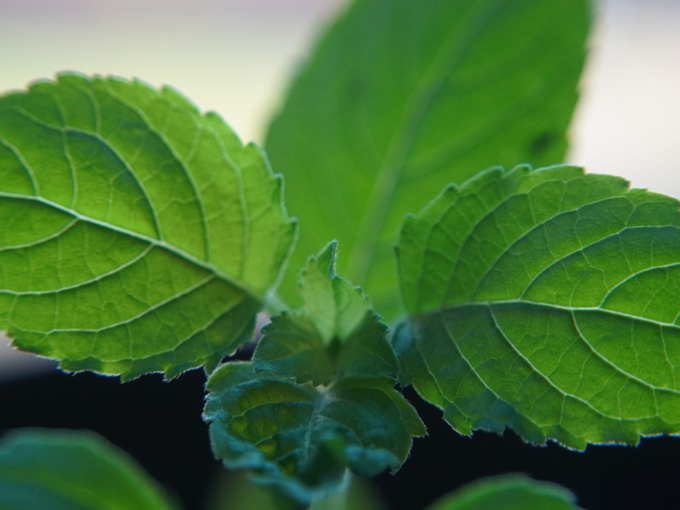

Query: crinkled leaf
[203,362,424,509]
[0,428,176,510]
[426,475,580,510]
[254,242,398,385]
[265,0,590,317]
[395,165,680,449]
[0,74,295,379]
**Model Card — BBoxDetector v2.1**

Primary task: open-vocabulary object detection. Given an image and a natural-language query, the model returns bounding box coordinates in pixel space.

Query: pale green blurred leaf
[396,165,680,449]
[254,242,398,385]
[0,74,295,379]
[0,428,177,510]
[266,0,590,318]
[205,470,385,510]
[426,475,581,510]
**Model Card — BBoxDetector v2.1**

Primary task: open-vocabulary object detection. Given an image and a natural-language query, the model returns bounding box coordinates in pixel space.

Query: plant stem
[264,291,290,315]
[309,471,351,510]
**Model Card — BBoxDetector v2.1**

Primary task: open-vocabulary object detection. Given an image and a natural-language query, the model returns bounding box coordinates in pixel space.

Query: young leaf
[426,475,580,510]
[0,74,295,379]
[0,428,177,510]
[265,0,591,317]
[395,165,680,449]
[254,242,398,385]
[204,362,425,509]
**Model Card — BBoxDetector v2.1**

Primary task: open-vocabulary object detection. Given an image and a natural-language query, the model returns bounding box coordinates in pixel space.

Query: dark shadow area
[0,369,218,509]
[377,386,680,510]
[1,371,679,509]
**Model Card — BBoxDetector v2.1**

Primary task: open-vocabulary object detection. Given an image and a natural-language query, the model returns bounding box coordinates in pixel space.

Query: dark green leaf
[254,242,398,385]
[426,475,581,510]
[265,0,590,317]
[0,428,176,510]
[0,74,295,379]
[204,362,424,508]
[396,165,680,449]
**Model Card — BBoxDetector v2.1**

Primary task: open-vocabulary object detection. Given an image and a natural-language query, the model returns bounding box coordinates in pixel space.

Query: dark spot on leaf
[530,131,558,156]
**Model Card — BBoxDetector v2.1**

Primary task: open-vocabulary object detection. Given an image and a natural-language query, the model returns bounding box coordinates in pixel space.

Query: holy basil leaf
[204,362,425,509]
[0,428,176,510]
[0,74,295,380]
[395,165,680,449]
[265,0,590,317]
[426,475,580,510]
[254,242,398,385]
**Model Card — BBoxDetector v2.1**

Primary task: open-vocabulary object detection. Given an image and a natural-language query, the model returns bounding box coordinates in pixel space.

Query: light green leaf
[395,165,680,449]
[254,242,398,385]
[426,475,581,510]
[204,362,424,509]
[0,74,295,379]
[0,428,177,510]
[265,0,590,317]
[206,470,386,510]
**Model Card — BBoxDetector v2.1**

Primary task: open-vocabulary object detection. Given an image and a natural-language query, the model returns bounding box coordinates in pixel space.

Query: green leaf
[0,428,176,510]
[206,470,386,510]
[0,74,295,379]
[265,0,590,317]
[254,242,398,385]
[426,475,580,510]
[395,165,680,449]
[204,362,425,509]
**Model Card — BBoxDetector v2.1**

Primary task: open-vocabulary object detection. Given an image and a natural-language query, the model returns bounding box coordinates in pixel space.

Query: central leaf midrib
[8,84,256,288]
[345,2,501,285]
[92,83,216,263]
[1,105,165,242]
[302,390,327,467]
[0,191,262,301]
[436,299,680,331]
[429,298,680,400]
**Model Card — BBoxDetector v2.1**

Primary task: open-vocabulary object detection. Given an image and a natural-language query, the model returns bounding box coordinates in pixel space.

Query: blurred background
[1,0,680,508]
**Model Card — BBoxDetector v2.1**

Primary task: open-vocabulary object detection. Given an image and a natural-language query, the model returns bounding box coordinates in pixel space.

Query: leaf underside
[395,165,680,449]
[426,475,580,510]
[204,362,424,509]
[265,0,590,318]
[0,429,175,510]
[0,74,294,380]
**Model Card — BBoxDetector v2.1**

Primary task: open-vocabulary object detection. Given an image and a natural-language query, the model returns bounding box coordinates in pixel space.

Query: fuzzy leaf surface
[0,74,294,379]
[426,475,580,510]
[204,362,424,508]
[265,0,590,317]
[396,165,680,449]
[0,429,176,510]
[254,242,398,385]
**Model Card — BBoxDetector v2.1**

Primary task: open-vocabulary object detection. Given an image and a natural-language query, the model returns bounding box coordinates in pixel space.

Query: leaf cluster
[0,0,678,508]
